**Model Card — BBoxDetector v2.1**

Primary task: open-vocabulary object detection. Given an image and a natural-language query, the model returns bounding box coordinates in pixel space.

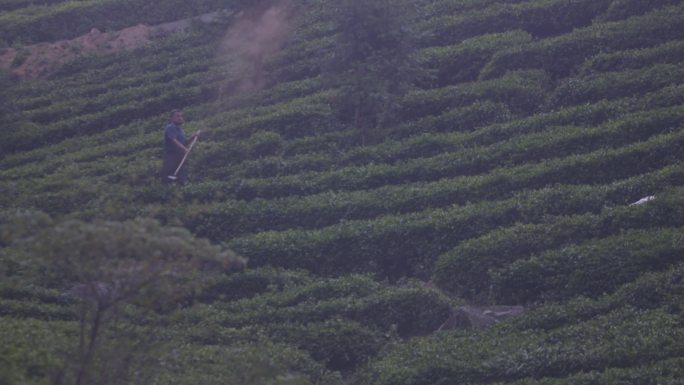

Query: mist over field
[1,0,684,384]
[218,0,293,95]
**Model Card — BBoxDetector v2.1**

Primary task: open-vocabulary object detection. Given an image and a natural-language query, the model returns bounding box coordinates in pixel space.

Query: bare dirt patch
[0,11,227,79]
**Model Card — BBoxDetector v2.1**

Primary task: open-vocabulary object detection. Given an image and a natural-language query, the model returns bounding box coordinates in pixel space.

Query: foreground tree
[0,210,246,385]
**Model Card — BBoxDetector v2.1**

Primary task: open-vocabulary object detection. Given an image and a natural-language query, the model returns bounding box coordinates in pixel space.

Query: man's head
[169,109,184,125]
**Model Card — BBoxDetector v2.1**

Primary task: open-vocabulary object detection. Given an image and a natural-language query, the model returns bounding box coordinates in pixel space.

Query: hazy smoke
[218,0,293,97]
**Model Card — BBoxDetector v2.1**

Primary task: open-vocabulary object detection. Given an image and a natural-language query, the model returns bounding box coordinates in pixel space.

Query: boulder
[437,305,525,331]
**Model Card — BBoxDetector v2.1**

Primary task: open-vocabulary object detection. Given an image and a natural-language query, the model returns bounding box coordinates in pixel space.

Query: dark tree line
[324,0,429,145]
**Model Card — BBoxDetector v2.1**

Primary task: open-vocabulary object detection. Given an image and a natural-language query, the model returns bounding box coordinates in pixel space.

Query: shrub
[247,130,284,158]
[226,175,671,278]
[491,226,684,303]
[418,30,532,85]
[550,62,684,108]
[512,261,684,332]
[269,319,384,371]
[401,70,550,119]
[579,39,684,75]
[355,307,683,385]
[423,0,612,46]
[433,187,684,299]
[198,267,313,303]
[480,4,684,79]
[597,0,681,22]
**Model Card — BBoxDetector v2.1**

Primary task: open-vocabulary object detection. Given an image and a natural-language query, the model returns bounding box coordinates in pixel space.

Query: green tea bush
[236,77,326,108]
[24,64,211,124]
[550,62,684,108]
[0,317,73,385]
[226,177,665,278]
[433,187,684,299]
[185,106,684,239]
[421,0,529,19]
[351,286,453,336]
[480,4,684,79]
[512,262,684,331]
[497,357,684,385]
[207,91,336,140]
[0,298,76,321]
[269,319,384,371]
[246,130,284,158]
[149,340,336,385]
[401,69,549,118]
[198,267,313,303]
[423,0,612,46]
[492,226,684,303]
[219,84,684,182]
[267,35,335,83]
[393,101,513,138]
[597,0,681,22]
[418,30,532,85]
[579,39,684,75]
[355,307,683,385]
[209,275,452,337]
[192,111,684,209]
[3,84,209,155]
[608,262,684,312]
[0,0,69,13]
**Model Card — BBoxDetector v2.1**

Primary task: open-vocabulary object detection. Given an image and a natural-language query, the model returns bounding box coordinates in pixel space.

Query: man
[160,109,198,184]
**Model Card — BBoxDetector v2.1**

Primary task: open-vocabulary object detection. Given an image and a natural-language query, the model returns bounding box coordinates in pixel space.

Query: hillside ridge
[1,0,683,384]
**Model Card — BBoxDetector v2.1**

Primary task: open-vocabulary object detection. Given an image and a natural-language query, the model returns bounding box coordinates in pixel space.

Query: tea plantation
[1,0,683,383]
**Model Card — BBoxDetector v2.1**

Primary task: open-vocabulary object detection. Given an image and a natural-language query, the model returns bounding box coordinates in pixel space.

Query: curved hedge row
[180,106,684,239]
[226,163,683,279]
[433,187,684,299]
[512,261,684,331]
[497,357,684,385]
[0,297,77,321]
[268,318,384,371]
[215,282,453,339]
[597,0,681,22]
[356,307,683,385]
[479,4,684,79]
[3,80,215,155]
[198,266,313,303]
[186,110,684,205]
[491,225,684,303]
[400,69,549,118]
[422,0,612,46]
[181,275,453,373]
[550,62,684,108]
[207,84,684,182]
[0,0,68,13]
[418,30,532,85]
[579,38,684,75]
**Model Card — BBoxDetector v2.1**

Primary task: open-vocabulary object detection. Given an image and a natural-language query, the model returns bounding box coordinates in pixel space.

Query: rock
[437,305,525,331]
[630,195,656,206]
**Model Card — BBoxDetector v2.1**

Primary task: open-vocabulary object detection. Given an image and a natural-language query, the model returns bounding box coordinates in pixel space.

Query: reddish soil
[0,24,154,78]
[0,10,231,79]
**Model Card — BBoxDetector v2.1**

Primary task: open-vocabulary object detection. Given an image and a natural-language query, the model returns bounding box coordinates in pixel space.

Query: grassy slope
[1,0,683,383]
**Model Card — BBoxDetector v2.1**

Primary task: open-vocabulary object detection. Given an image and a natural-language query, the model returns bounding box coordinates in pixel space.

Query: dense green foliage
[1,0,683,383]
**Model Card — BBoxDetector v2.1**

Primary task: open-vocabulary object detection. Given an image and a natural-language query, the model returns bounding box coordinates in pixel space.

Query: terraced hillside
[2,0,683,384]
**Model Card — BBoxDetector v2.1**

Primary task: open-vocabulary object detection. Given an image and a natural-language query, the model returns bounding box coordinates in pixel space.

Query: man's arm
[173,131,200,154]
[173,138,189,154]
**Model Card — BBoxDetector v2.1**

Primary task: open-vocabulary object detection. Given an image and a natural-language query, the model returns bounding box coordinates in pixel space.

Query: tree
[325,0,427,145]
[0,210,246,385]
